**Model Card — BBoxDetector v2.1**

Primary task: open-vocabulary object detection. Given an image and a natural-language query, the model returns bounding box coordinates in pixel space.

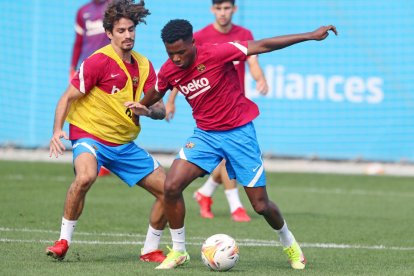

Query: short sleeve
[155,66,171,94]
[143,61,156,93]
[210,41,249,64]
[71,53,106,94]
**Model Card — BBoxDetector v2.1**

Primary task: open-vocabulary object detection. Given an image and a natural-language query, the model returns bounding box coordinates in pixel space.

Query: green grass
[1,160,413,275]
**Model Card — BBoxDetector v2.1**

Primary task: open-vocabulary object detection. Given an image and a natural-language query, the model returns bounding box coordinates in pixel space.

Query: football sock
[142,225,163,254]
[170,227,186,252]
[275,221,295,248]
[59,217,77,245]
[198,176,219,197]
[224,188,243,213]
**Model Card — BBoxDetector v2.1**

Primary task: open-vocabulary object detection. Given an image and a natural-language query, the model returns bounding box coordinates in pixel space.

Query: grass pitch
[0,160,413,275]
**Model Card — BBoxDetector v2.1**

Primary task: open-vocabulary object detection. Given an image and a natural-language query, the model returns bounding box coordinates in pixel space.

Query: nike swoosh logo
[177,231,184,235]
[111,73,120,78]
[252,164,261,172]
[152,232,161,237]
[174,79,181,83]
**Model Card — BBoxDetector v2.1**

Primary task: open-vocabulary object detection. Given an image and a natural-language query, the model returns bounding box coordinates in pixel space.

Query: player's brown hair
[103,0,150,32]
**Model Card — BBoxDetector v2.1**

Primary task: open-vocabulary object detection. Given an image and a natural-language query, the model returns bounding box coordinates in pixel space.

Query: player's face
[164,38,196,69]
[107,18,136,52]
[211,2,237,27]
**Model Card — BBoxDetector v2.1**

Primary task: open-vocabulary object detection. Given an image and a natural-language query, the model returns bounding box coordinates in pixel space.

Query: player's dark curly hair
[161,19,193,44]
[103,0,150,32]
[213,0,235,4]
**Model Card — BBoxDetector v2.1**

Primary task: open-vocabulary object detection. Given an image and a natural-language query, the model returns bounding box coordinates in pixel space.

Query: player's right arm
[247,25,337,56]
[165,87,179,122]
[49,85,84,158]
[247,56,268,95]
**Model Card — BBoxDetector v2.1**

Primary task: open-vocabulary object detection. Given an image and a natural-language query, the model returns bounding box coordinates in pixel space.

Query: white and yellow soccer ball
[201,234,239,271]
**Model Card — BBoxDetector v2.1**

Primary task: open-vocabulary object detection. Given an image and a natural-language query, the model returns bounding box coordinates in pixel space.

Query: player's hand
[49,130,69,158]
[256,78,269,95]
[165,101,176,122]
[124,101,151,116]
[311,25,338,41]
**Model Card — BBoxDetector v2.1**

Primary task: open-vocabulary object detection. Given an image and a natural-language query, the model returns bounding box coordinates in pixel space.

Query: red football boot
[46,239,69,260]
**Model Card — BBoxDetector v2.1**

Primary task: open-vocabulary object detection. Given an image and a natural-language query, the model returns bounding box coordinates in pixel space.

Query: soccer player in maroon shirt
[132,19,337,269]
[165,0,269,223]
[70,0,110,79]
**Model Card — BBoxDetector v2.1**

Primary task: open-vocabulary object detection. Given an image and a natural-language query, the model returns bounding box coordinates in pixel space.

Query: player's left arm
[147,98,166,120]
[125,87,166,120]
[247,25,337,56]
[126,61,166,120]
[247,56,268,95]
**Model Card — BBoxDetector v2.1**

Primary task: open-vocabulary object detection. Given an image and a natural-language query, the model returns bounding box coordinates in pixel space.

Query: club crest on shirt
[196,64,206,72]
[132,76,139,87]
[185,142,195,149]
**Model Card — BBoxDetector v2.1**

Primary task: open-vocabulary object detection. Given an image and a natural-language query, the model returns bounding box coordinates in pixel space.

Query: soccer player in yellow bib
[47,0,167,263]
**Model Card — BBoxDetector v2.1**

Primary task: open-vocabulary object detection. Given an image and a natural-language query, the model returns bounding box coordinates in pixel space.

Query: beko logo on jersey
[178,78,211,100]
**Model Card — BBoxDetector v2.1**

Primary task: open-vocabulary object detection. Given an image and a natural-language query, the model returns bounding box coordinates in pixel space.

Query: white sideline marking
[0,227,146,238]
[1,227,413,251]
[3,174,71,182]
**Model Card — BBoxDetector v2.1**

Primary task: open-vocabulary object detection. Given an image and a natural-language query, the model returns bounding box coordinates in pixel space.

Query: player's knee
[164,178,184,199]
[73,174,95,192]
[251,200,268,216]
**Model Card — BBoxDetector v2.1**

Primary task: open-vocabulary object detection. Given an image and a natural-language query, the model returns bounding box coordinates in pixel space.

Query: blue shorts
[176,122,266,187]
[71,138,159,187]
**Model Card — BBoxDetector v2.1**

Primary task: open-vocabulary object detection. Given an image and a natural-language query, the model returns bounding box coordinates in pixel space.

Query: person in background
[164,0,269,222]
[46,0,166,264]
[70,0,110,79]
[136,19,337,269]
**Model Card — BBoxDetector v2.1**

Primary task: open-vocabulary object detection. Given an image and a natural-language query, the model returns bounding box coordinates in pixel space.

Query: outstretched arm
[247,25,337,56]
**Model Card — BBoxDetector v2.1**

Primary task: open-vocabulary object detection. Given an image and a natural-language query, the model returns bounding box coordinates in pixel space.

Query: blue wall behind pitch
[0,0,413,162]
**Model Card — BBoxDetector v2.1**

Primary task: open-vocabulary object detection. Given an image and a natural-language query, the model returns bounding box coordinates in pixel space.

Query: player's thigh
[72,139,99,182]
[109,143,160,187]
[72,138,112,175]
[177,129,223,174]
[243,186,269,205]
[138,166,166,197]
[223,123,266,187]
[166,158,207,191]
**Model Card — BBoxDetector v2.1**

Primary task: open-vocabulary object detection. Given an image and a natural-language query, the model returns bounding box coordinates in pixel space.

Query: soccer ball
[201,234,239,271]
